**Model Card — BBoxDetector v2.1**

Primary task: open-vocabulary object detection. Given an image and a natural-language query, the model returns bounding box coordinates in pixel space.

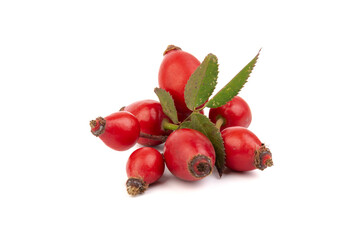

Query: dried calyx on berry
[90,117,106,136]
[163,45,182,55]
[188,154,213,178]
[254,144,273,171]
[126,178,148,196]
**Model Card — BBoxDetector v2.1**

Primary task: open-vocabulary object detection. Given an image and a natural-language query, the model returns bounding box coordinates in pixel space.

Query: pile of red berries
[90,45,273,196]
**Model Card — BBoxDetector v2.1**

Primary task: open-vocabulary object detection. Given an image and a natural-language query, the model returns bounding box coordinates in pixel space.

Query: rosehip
[123,99,171,146]
[209,96,252,131]
[126,147,165,196]
[164,128,215,181]
[158,45,200,121]
[221,127,273,171]
[177,109,205,122]
[90,111,140,151]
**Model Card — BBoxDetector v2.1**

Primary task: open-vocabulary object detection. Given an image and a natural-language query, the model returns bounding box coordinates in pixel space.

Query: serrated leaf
[154,87,179,124]
[184,54,219,111]
[206,49,261,108]
[180,113,225,177]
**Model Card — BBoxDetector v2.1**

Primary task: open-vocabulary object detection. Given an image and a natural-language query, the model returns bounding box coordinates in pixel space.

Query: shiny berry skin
[124,99,171,146]
[126,147,165,196]
[221,127,273,172]
[177,109,205,122]
[164,128,215,181]
[209,96,252,131]
[158,45,200,121]
[90,111,140,151]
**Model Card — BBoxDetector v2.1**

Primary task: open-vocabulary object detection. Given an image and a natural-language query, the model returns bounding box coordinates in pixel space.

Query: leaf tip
[218,169,223,178]
[208,52,217,58]
[256,48,262,58]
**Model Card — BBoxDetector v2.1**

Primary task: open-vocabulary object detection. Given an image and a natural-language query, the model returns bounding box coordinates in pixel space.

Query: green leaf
[180,113,225,177]
[184,54,219,111]
[206,49,261,108]
[154,87,179,124]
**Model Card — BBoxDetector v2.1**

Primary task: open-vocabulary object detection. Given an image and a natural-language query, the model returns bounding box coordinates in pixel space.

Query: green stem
[162,120,179,131]
[215,117,225,130]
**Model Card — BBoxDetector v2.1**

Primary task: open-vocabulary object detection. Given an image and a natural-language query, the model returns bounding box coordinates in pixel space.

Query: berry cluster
[90,45,273,196]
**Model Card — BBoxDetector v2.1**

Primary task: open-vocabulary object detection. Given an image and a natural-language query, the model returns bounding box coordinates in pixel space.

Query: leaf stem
[162,120,179,131]
[139,132,168,142]
[215,117,225,130]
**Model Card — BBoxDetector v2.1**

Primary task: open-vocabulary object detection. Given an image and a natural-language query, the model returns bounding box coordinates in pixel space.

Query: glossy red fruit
[209,96,252,131]
[124,100,171,146]
[221,127,273,171]
[90,111,140,151]
[126,147,165,196]
[158,45,200,121]
[177,109,205,122]
[164,128,215,181]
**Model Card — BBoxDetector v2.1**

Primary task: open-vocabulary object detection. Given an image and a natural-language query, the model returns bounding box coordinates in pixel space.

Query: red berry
[209,96,252,131]
[164,128,215,181]
[126,147,165,196]
[177,109,205,122]
[158,45,200,121]
[221,127,273,171]
[124,99,171,146]
[90,111,140,151]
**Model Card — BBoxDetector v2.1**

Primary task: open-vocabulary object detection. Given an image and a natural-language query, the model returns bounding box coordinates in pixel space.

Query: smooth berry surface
[124,99,170,146]
[91,111,140,151]
[158,47,200,121]
[209,96,252,131]
[222,127,271,171]
[126,147,165,184]
[164,128,215,181]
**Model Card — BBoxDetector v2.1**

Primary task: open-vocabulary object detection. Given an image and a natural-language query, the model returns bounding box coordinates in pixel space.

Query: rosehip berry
[209,96,252,131]
[221,127,273,171]
[126,147,165,196]
[90,111,140,151]
[123,99,171,146]
[177,109,205,122]
[158,45,200,121]
[164,128,216,181]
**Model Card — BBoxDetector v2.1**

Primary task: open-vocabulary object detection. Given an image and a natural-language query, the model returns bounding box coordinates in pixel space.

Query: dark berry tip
[188,154,213,179]
[163,45,182,55]
[126,178,148,196]
[265,158,273,167]
[90,117,106,137]
[254,144,273,170]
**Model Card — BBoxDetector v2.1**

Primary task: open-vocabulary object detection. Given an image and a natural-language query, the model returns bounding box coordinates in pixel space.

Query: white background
[1,0,360,239]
